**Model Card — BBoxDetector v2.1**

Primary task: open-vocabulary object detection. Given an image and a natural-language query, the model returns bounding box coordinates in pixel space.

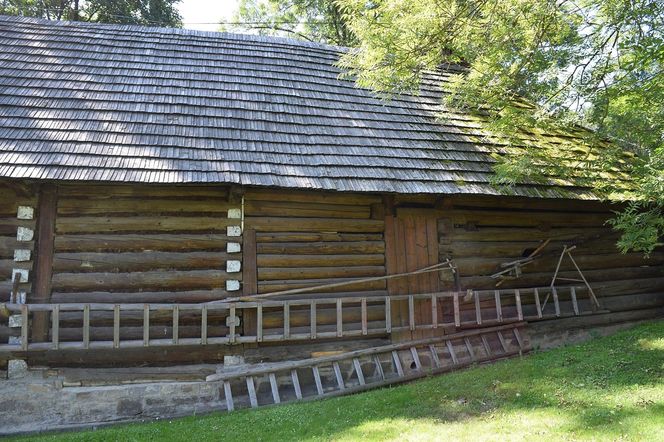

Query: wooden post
[31,184,58,342]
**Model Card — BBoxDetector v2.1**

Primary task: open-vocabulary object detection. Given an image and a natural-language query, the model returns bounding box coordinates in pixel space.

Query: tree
[227,0,355,46]
[337,0,663,255]
[0,0,182,27]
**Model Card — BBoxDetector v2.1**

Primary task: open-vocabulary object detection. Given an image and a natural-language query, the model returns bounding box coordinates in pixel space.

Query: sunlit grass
[14,321,664,441]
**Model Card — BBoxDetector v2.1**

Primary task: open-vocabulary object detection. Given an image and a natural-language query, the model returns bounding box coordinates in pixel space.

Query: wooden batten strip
[473,290,482,325]
[408,296,415,331]
[515,289,523,321]
[552,288,561,317]
[83,304,90,349]
[570,286,579,315]
[21,304,28,351]
[494,290,503,322]
[453,292,460,327]
[310,301,317,339]
[201,305,208,345]
[229,306,237,343]
[52,304,59,350]
[172,305,179,345]
[431,294,438,328]
[534,288,543,318]
[384,297,391,333]
[361,298,368,335]
[143,304,150,346]
[283,302,290,339]
[336,299,343,337]
[256,304,262,342]
[113,304,120,349]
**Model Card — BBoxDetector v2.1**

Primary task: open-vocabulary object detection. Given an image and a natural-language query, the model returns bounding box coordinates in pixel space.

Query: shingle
[0,15,606,198]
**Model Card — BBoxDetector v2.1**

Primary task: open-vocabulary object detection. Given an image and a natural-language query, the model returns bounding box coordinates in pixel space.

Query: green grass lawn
[17,321,664,442]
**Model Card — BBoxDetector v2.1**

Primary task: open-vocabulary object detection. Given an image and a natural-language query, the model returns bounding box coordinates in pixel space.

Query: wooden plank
[453,292,460,327]
[242,228,258,337]
[172,305,179,345]
[408,295,415,331]
[269,372,281,404]
[246,217,384,233]
[494,290,503,322]
[56,216,236,234]
[410,347,422,370]
[534,288,542,318]
[429,345,441,368]
[57,198,234,215]
[53,251,229,273]
[515,289,523,321]
[361,298,368,335]
[552,287,561,317]
[21,304,28,351]
[353,358,366,385]
[570,286,579,315]
[83,304,90,349]
[497,332,509,352]
[446,340,459,365]
[373,355,386,380]
[312,366,324,395]
[229,306,236,344]
[481,335,491,356]
[223,381,234,411]
[464,338,475,361]
[143,304,150,346]
[246,377,258,408]
[336,299,343,338]
[256,304,262,342]
[333,362,345,389]
[201,305,208,345]
[113,304,120,349]
[473,290,482,325]
[385,297,391,333]
[258,241,385,255]
[258,266,385,281]
[245,200,371,219]
[513,328,524,349]
[283,302,290,339]
[310,301,317,339]
[32,184,58,341]
[431,294,438,328]
[258,254,384,267]
[52,304,59,350]
[392,350,404,377]
[55,233,232,253]
[291,369,302,399]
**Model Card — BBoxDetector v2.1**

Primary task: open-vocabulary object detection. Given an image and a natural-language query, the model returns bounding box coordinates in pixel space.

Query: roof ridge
[0,14,348,53]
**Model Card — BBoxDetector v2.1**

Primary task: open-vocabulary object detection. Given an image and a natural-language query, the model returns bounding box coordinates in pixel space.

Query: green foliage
[227,0,355,46]
[0,0,182,27]
[14,321,664,441]
[337,0,664,255]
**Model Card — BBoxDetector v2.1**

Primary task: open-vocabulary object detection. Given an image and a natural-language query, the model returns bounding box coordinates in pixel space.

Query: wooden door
[385,208,440,341]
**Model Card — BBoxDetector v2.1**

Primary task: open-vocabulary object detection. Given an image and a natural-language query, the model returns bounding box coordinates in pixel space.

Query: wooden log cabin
[0,16,662,368]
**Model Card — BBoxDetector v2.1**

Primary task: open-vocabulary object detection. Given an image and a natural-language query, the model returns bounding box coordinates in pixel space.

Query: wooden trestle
[205,323,530,411]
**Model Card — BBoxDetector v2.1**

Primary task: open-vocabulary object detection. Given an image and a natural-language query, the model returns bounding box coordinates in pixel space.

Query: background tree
[337,0,663,255]
[0,0,182,26]
[226,0,355,46]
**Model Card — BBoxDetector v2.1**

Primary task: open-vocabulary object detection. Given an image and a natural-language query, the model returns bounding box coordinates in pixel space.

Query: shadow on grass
[16,321,664,441]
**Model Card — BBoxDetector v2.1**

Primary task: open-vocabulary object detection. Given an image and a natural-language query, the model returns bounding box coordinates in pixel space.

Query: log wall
[438,195,664,311]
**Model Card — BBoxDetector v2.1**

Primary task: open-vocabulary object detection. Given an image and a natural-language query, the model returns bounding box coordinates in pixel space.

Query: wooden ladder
[206,323,530,411]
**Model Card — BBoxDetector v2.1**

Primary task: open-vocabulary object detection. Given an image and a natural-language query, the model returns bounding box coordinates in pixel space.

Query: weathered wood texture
[51,184,237,304]
[245,189,386,297]
[438,195,664,296]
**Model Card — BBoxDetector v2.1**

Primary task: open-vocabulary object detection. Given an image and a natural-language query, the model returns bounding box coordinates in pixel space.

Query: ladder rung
[246,376,258,408]
[446,340,459,365]
[481,334,491,356]
[333,362,345,390]
[392,350,404,377]
[497,331,509,352]
[429,344,441,368]
[269,372,280,404]
[312,366,324,396]
[373,355,385,380]
[291,369,302,399]
[410,347,422,370]
[353,358,365,385]
[223,381,234,412]
[464,337,475,361]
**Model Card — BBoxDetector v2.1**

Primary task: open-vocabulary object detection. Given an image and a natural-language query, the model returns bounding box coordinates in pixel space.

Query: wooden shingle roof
[0,15,603,198]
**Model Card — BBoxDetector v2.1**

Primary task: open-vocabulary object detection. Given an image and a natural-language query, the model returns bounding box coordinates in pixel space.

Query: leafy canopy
[0,0,182,27]
[227,0,355,46]
[335,0,663,255]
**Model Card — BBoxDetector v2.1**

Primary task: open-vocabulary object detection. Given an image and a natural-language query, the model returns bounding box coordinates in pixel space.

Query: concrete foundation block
[226,242,241,253]
[16,206,34,220]
[226,260,241,273]
[7,360,28,379]
[16,226,34,241]
[227,225,242,237]
[226,280,240,291]
[227,208,242,219]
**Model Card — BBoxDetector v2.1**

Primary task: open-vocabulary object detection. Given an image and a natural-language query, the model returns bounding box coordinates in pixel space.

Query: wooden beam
[242,228,258,336]
[31,183,58,341]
